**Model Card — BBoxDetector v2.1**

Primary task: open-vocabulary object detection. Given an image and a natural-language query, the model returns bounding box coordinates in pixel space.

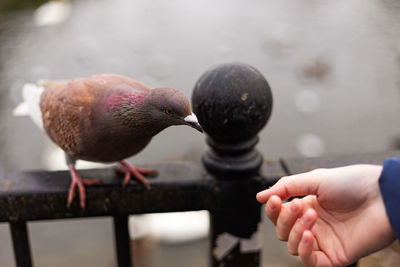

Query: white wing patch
[13,83,44,129]
[12,102,29,116]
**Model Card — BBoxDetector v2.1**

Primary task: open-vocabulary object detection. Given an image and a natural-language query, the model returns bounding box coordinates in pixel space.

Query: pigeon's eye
[164,108,173,115]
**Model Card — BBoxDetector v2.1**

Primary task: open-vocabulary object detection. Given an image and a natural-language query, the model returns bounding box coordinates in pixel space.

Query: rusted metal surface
[0,160,286,223]
[0,162,216,222]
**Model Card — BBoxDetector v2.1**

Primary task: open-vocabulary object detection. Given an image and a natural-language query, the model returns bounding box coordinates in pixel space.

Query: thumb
[256,170,322,203]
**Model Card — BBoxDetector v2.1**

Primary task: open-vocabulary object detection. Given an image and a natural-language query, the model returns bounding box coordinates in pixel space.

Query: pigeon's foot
[116,160,157,189]
[67,165,86,209]
[67,166,102,209]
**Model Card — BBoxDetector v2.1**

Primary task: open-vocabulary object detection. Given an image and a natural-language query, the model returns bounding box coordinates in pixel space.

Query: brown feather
[40,74,151,160]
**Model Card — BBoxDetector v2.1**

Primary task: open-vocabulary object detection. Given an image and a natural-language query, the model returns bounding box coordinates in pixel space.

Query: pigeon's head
[147,87,203,133]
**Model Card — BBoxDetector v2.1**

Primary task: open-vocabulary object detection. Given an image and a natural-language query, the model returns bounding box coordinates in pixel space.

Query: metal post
[113,215,133,267]
[9,221,33,267]
[192,63,273,267]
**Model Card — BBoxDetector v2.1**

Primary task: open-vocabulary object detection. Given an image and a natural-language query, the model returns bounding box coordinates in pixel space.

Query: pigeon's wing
[83,74,151,94]
[39,74,151,158]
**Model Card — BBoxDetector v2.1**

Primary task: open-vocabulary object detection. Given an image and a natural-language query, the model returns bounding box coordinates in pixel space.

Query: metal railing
[1,63,398,267]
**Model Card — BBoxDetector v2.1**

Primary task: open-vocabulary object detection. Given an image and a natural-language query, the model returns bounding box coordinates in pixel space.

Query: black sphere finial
[192,63,273,178]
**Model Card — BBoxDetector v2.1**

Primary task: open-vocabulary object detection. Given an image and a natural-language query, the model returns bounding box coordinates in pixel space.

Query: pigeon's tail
[13,83,44,129]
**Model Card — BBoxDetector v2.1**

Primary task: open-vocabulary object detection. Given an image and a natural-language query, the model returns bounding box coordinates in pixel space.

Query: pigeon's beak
[184,113,203,133]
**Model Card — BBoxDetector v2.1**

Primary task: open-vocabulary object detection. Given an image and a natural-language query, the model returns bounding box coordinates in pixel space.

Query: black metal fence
[1,63,398,267]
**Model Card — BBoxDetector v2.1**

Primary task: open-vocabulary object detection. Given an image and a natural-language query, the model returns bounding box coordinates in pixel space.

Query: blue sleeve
[379,157,400,240]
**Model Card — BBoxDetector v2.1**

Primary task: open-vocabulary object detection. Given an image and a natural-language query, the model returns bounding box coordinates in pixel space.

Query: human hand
[256,165,396,267]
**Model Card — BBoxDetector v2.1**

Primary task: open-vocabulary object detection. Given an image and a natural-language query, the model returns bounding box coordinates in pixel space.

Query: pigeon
[14,74,203,208]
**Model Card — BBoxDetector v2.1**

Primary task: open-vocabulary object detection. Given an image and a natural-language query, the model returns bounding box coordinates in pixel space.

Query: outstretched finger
[265,195,282,225]
[256,170,323,203]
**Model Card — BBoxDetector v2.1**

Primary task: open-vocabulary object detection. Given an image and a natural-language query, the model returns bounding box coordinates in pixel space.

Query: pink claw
[116,160,156,189]
[68,165,86,209]
[67,166,102,209]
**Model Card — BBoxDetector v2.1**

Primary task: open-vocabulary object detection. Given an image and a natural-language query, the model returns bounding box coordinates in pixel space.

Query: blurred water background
[1,0,400,266]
